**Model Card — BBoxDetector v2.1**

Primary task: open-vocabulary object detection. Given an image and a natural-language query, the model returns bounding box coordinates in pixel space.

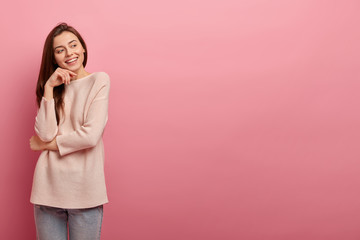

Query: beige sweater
[30,72,110,209]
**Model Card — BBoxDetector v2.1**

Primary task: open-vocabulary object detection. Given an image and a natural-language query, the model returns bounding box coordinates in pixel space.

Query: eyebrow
[54,40,77,50]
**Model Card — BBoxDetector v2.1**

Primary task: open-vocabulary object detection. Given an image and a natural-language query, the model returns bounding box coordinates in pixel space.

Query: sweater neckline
[68,72,96,84]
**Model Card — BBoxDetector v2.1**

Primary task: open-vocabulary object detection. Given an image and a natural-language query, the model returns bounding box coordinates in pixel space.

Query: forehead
[53,31,79,48]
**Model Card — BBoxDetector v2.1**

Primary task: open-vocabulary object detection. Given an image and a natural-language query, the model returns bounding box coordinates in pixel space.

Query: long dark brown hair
[36,22,88,124]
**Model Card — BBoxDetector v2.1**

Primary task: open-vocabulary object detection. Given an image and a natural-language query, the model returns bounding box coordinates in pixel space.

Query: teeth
[66,58,77,63]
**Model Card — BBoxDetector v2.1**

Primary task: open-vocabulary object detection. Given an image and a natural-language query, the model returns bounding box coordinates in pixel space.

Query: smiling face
[53,31,86,74]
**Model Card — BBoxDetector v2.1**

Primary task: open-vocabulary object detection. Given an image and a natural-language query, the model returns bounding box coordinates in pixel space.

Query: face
[53,31,85,72]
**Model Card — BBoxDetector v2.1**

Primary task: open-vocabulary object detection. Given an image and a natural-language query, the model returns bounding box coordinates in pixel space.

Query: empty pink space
[1,0,360,239]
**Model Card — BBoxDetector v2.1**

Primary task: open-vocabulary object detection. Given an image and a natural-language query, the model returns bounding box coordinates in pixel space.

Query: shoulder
[92,72,110,86]
[90,72,110,98]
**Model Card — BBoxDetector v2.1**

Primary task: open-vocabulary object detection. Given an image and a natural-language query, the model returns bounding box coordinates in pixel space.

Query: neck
[72,66,90,80]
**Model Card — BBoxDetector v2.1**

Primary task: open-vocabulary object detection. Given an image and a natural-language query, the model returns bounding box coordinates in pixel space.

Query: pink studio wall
[0,0,359,239]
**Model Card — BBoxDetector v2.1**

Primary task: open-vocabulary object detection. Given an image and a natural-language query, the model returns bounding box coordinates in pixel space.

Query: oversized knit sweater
[30,72,110,209]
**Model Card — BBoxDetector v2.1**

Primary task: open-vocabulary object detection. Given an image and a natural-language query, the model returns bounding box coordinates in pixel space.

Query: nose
[66,48,74,57]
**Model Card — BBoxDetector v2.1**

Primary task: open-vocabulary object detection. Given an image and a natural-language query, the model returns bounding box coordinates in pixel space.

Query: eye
[56,49,64,54]
[71,44,77,47]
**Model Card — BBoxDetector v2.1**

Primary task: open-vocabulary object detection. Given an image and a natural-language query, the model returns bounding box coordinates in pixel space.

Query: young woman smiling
[29,22,110,240]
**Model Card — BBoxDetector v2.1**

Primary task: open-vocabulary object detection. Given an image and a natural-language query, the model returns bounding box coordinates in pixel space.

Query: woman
[29,22,110,240]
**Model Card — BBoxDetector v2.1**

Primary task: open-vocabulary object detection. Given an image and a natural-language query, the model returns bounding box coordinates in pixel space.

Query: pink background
[1,0,360,239]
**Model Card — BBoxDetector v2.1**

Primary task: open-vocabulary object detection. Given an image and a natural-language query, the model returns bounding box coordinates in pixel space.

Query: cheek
[54,55,63,65]
[76,49,85,62]
[76,48,84,57]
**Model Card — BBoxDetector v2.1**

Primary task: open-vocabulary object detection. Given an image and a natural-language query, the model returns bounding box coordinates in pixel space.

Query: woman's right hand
[45,68,77,88]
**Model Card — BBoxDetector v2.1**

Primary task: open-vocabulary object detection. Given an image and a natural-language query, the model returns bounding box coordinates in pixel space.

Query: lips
[65,57,78,64]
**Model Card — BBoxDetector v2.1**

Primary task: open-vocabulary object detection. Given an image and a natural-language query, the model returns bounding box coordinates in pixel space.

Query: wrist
[44,83,54,100]
[44,82,54,90]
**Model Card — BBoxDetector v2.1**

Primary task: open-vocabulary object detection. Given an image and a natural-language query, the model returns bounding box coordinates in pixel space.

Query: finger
[66,69,77,77]
[63,72,68,85]
[66,73,70,85]
[58,73,65,84]
[56,68,65,77]
[67,72,76,82]
[59,68,77,82]
[59,72,67,84]
[54,69,63,81]
[59,69,69,84]
[68,72,72,84]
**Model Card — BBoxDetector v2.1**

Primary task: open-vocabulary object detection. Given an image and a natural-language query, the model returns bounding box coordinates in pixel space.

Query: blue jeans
[34,204,103,240]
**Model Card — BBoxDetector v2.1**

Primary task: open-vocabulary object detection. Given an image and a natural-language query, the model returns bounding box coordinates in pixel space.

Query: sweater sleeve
[55,79,110,156]
[34,97,59,142]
